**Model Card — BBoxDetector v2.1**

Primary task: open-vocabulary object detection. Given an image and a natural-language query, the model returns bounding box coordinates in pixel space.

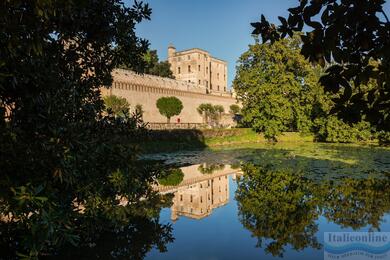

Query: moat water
[144,143,390,260]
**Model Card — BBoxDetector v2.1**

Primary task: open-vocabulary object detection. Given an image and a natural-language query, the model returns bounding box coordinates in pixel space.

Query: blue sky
[132,0,390,88]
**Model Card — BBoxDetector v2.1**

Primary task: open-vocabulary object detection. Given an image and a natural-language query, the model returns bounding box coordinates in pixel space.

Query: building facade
[102,68,238,124]
[168,45,228,94]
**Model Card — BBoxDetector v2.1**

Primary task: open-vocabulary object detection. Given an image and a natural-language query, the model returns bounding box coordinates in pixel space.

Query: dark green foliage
[0,0,173,257]
[103,95,130,117]
[156,96,183,123]
[143,50,175,78]
[251,0,390,131]
[158,168,184,186]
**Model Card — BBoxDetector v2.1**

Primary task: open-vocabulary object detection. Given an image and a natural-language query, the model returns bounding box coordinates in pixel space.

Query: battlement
[112,68,207,94]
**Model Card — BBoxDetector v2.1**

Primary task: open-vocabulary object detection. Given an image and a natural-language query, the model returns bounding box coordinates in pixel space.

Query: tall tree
[144,50,175,78]
[251,0,390,132]
[234,35,321,140]
[0,0,173,257]
[156,96,183,123]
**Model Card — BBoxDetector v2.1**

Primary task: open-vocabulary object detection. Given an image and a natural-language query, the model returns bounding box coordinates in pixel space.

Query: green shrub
[314,116,372,143]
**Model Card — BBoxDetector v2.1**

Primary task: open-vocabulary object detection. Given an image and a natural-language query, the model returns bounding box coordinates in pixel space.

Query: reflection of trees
[54,194,174,259]
[0,189,174,259]
[319,175,390,230]
[236,164,390,257]
[236,164,321,257]
[198,163,225,174]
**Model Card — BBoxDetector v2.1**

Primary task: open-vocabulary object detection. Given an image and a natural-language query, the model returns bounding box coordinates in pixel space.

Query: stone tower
[167,45,228,94]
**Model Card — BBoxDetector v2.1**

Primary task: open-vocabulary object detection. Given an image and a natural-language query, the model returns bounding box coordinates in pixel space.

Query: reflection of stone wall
[101,69,238,124]
[171,175,229,220]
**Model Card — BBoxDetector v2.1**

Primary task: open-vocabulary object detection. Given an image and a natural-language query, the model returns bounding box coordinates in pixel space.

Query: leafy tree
[197,103,216,124]
[0,0,174,257]
[229,104,241,114]
[214,105,225,124]
[144,50,175,78]
[234,35,321,141]
[156,96,183,123]
[251,0,390,132]
[103,95,130,117]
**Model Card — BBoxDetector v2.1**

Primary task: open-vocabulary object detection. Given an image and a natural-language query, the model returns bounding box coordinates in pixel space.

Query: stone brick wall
[101,69,239,124]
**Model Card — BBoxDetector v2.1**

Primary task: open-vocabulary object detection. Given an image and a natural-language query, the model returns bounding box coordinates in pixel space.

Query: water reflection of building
[156,164,241,221]
[171,174,229,220]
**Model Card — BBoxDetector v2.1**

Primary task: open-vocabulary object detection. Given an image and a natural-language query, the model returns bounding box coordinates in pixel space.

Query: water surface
[144,142,390,260]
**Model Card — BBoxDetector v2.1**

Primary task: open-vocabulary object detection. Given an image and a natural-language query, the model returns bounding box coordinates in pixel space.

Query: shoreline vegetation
[142,128,380,153]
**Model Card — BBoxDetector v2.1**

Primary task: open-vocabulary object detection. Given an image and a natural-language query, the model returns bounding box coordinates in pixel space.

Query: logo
[324,232,390,260]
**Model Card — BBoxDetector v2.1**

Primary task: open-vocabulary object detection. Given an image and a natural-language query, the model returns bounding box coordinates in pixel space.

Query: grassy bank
[142,128,314,153]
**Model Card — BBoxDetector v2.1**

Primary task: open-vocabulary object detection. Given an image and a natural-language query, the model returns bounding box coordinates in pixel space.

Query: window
[187,55,190,60]
[200,196,203,203]
[210,83,213,90]
[190,195,193,202]
[198,80,201,85]
[219,186,221,192]
[198,65,201,71]
[178,67,181,74]
[180,195,183,201]
[188,80,191,83]
[206,67,208,74]
[217,85,220,91]
[206,81,208,88]
[224,74,226,81]
[224,87,226,92]
[200,184,202,188]
[217,73,219,79]
[188,65,191,73]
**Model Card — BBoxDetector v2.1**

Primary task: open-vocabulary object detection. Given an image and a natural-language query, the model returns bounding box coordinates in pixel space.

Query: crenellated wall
[101,69,239,124]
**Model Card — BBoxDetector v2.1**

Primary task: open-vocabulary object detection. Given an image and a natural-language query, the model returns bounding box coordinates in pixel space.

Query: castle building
[168,44,228,94]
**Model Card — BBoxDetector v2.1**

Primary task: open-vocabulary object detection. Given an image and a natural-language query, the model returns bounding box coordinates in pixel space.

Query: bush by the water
[158,168,184,186]
[314,117,372,143]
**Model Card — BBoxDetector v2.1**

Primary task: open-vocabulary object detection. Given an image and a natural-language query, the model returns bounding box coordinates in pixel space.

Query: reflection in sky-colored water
[145,143,390,260]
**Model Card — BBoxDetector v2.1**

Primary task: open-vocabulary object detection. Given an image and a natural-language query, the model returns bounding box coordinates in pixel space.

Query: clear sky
[132,0,390,89]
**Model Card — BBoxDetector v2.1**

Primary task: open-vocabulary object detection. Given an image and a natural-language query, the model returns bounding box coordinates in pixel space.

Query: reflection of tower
[170,175,229,220]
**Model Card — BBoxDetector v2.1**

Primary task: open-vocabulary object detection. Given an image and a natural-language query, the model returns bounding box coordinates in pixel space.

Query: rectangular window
[206,67,208,74]
[210,83,213,90]
[178,67,181,74]
[206,81,208,88]
[198,65,201,71]
[190,195,193,202]
[198,80,201,85]
[217,73,219,79]
[188,65,191,73]
[180,195,183,201]
[217,85,220,91]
